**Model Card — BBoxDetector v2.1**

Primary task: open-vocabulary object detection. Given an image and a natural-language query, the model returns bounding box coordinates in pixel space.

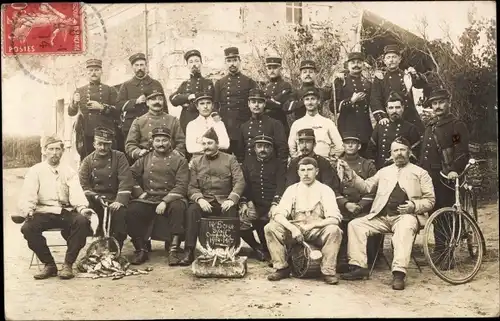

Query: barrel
[199,217,240,249]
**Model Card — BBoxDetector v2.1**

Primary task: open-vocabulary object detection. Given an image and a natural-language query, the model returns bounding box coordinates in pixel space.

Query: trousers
[126,200,186,241]
[240,201,269,231]
[339,219,381,265]
[86,196,127,242]
[184,201,238,248]
[21,210,90,264]
[347,213,419,274]
[264,221,342,276]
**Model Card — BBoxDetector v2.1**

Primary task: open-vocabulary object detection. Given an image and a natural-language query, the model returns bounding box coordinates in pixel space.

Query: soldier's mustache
[153,103,162,107]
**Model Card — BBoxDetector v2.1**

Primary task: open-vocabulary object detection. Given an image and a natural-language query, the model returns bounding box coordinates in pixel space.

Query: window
[286,2,302,25]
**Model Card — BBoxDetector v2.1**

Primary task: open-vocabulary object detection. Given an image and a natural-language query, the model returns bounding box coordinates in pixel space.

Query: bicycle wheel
[423,207,485,285]
[463,190,482,257]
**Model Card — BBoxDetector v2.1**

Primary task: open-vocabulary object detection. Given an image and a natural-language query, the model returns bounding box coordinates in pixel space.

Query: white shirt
[288,113,344,158]
[18,161,89,216]
[186,115,230,154]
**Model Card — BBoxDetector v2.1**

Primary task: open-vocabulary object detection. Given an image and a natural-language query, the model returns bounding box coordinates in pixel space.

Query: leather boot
[59,263,75,280]
[392,271,406,290]
[267,266,291,281]
[34,263,58,280]
[241,230,266,261]
[179,247,195,266]
[323,274,339,285]
[168,235,181,266]
[145,240,152,252]
[340,265,369,280]
[130,238,148,265]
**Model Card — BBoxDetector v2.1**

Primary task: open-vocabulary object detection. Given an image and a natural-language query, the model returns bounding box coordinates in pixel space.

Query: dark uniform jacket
[237,114,288,165]
[169,74,214,133]
[371,69,426,131]
[188,152,245,205]
[214,72,257,140]
[334,74,373,144]
[79,150,134,205]
[125,111,186,160]
[263,76,293,135]
[240,154,286,216]
[117,75,166,135]
[419,113,470,176]
[286,153,341,196]
[367,119,422,169]
[335,154,376,218]
[68,82,119,135]
[288,83,333,120]
[130,150,189,204]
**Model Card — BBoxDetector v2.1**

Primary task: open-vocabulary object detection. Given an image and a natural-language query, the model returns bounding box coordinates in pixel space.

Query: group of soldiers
[15,44,470,291]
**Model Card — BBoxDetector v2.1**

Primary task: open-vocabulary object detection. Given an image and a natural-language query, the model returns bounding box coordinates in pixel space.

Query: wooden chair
[29,228,67,270]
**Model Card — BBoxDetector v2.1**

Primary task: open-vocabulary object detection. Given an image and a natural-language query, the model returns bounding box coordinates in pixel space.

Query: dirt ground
[3,167,500,319]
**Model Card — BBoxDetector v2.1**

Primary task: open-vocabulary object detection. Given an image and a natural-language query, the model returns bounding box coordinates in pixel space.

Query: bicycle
[422,158,487,285]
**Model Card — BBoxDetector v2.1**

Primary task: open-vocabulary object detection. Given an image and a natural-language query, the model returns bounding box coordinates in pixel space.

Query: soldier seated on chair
[78,127,134,252]
[265,157,343,285]
[334,131,379,273]
[13,135,95,280]
[337,137,435,290]
[126,126,189,266]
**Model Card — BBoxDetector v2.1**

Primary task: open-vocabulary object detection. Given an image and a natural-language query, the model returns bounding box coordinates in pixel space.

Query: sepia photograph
[2,1,498,319]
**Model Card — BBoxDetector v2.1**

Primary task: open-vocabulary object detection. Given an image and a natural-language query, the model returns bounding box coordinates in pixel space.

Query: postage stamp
[2,2,84,56]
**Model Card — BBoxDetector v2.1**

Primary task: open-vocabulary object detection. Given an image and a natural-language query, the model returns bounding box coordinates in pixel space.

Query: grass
[2,135,41,169]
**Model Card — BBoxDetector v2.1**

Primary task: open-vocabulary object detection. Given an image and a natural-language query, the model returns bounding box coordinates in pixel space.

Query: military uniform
[116,53,166,148]
[367,119,422,169]
[263,57,294,135]
[125,90,186,161]
[169,49,214,133]
[68,59,119,160]
[237,88,288,165]
[370,45,427,132]
[214,47,257,153]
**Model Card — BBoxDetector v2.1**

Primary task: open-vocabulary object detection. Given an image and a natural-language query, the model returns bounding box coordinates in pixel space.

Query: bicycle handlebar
[439,158,486,180]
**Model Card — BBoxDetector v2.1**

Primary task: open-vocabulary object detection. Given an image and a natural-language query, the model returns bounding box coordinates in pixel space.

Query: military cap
[383,44,401,56]
[265,57,282,66]
[94,127,114,143]
[299,59,316,70]
[346,52,365,63]
[224,47,240,58]
[425,88,450,105]
[248,88,266,101]
[297,128,316,140]
[145,89,164,100]
[194,91,213,103]
[184,49,202,62]
[86,58,102,68]
[151,126,171,139]
[253,134,274,145]
[202,127,219,143]
[42,135,63,148]
[301,87,320,99]
[386,91,405,104]
[129,52,147,65]
[342,131,361,143]
[392,136,411,148]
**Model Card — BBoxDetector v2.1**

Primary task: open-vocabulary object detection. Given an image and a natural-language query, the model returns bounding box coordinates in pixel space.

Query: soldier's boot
[130,238,149,265]
[145,240,152,252]
[392,271,406,290]
[241,230,266,261]
[167,235,182,266]
[33,263,58,280]
[179,247,195,266]
[59,263,75,280]
[339,265,369,280]
[267,266,292,281]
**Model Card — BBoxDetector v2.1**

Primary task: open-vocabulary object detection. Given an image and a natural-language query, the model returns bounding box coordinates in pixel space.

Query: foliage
[2,135,42,169]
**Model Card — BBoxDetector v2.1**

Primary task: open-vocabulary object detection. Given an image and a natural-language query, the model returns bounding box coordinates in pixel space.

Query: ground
[3,167,499,319]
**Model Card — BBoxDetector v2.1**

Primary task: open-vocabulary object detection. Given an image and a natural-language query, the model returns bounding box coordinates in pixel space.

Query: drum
[288,241,323,278]
[199,217,240,249]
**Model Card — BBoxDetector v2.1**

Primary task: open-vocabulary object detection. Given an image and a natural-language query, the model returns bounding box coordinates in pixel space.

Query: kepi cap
[342,131,361,143]
[86,58,102,68]
[383,45,401,56]
[265,57,282,66]
[248,88,266,101]
[184,49,202,62]
[301,87,320,99]
[94,127,114,143]
[145,89,164,100]
[300,60,316,70]
[346,52,365,63]
[224,47,240,58]
[129,52,147,65]
[151,126,171,139]
[253,134,274,145]
[297,128,316,140]
[194,91,213,103]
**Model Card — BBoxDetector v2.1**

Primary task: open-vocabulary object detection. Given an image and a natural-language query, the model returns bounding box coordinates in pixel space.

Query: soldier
[371,44,427,132]
[334,52,373,157]
[169,49,214,133]
[117,53,166,150]
[366,91,421,169]
[180,128,245,266]
[334,132,378,273]
[419,88,470,268]
[237,88,288,165]
[288,88,344,159]
[239,135,286,261]
[78,127,133,251]
[125,89,186,162]
[286,128,341,196]
[127,127,189,266]
[214,47,258,154]
[185,91,230,156]
[263,56,294,135]
[68,58,119,160]
[287,60,333,123]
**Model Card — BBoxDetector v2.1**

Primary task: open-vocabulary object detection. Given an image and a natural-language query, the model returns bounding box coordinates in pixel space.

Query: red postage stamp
[2,2,84,56]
